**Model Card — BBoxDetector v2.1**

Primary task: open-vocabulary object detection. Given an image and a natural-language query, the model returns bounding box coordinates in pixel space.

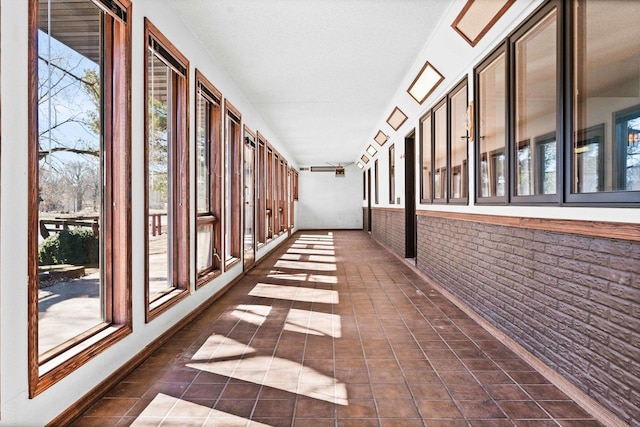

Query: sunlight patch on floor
[231,304,272,327]
[274,259,337,271]
[249,283,339,304]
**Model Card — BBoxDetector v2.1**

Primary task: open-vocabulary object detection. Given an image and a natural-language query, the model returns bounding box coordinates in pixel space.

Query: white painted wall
[297,164,363,230]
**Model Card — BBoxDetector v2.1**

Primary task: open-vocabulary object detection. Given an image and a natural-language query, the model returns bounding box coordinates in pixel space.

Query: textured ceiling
[166,0,452,167]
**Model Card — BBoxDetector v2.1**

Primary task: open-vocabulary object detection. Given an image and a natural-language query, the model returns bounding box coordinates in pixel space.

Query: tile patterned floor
[73,230,603,426]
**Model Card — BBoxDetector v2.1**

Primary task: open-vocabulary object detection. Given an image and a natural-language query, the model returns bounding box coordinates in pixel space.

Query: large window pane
[374,159,379,204]
[573,0,640,194]
[450,82,468,200]
[147,53,171,297]
[145,20,189,317]
[514,8,557,197]
[195,74,222,285]
[244,132,255,262]
[224,105,241,265]
[477,50,506,199]
[420,113,432,202]
[257,136,266,245]
[434,101,447,200]
[37,0,104,357]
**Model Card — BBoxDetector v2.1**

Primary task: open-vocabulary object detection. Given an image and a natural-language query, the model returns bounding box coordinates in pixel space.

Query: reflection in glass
[434,103,447,199]
[420,114,432,201]
[478,51,506,198]
[196,224,213,273]
[515,8,557,196]
[450,84,467,199]
[196,90,210,214]
[492,151,506,197]
[573,0,640,194]
[244,139,255,262]
[147,48,171,298]
[615,112,640,191]
[37,0,104,356]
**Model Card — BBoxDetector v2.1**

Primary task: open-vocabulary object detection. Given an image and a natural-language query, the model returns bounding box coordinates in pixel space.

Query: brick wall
[371,208,405,258]
[416,214,640,425]
[362,207,369,232]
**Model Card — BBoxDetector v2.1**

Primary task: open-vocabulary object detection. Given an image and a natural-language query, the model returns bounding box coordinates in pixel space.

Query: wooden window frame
[243,127,257,257]
[273,153,281,234]
[266,146,274,240]
[28,0,132,397]
[280,158,288,233]
[291,168,298,225]
[144,19,190,321]
[256,133,267,245]
[224,100,242,269]
[194,70,222,288]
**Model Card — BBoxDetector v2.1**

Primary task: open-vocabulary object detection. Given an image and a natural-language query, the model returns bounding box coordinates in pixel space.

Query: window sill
[147,288,190,322]
[33,323,131,397]
[196,269,222,289]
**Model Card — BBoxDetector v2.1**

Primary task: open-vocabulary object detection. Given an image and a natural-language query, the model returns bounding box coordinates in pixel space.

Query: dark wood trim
[28,0,39,398]
[225,99,242,122]
[194,68,221,102]
[451,0,516,47]
[144,18,188,76]
[416,210,640,242]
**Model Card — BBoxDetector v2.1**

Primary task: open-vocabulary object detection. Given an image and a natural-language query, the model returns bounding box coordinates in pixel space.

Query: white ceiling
[166,0,452,167]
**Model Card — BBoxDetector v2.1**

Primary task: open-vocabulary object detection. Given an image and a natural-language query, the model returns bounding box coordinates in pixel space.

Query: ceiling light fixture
[374,130,389,146]
[407,61,444,105]
[357,162,364,169]
[452,0,515,47]
[366,145,378,157]
[360,154,370,164]
[386,107,408,131]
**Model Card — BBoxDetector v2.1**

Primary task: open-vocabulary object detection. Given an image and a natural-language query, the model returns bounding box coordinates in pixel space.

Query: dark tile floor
[73,230,602,426]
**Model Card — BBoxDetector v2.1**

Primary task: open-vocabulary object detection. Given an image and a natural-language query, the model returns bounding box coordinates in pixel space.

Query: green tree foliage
[38,228,99,266]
